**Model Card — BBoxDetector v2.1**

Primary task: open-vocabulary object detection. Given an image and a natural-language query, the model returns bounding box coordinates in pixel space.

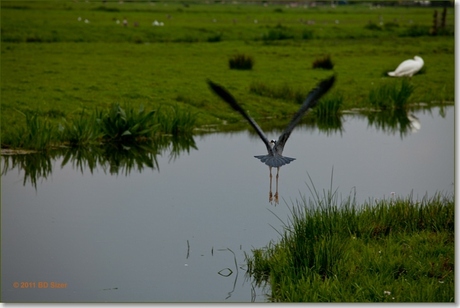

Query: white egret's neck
[414,56,424,64]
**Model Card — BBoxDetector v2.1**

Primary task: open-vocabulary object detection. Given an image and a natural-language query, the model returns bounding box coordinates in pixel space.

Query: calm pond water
[1,106,454,302]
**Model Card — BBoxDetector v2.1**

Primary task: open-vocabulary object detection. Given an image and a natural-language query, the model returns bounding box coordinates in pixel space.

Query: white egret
[388,56,424,77]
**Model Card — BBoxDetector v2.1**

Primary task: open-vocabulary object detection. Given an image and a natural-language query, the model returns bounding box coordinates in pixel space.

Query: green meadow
[1,1,455,148]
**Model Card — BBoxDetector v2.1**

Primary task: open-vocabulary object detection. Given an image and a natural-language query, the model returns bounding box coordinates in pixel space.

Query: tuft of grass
[364,21,382,31]
[207,32,222,43]
[302,29,314,40]
[249,81,307,105]
[312,55,334,70]
[246,178,454,302]
[311,93,343,133]
[8,110,57,151]
[2,102,198,151]
[313,92,343,118]
[368,79,415,110]
[154,104,197,136]
[399,24,430,37]
[262,24,295,41]
[383,21,400,31]
[229,53,254,70]
[93,6,120,12]
[60,109,101,147]
[96,103,158,143]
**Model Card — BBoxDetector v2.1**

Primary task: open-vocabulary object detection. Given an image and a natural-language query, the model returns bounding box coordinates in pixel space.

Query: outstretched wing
[208,80,273,155]
[274,75,335,154]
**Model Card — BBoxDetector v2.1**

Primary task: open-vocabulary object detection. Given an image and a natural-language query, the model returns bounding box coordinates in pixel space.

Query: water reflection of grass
[1,152,54,188]
[366,109,420,138]
[1,134,197,189]
[245,180,454,302]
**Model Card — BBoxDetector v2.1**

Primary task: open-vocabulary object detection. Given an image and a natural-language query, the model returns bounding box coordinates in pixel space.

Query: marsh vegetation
[3,103,196,151]
[245,180,454,302]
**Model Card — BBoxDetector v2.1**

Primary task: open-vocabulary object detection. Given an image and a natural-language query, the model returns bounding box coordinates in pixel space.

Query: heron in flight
[208,75,335,203]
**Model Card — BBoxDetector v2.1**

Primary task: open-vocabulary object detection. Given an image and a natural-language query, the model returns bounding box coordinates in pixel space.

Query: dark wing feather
[208,80,273,155]
[274,75,335,154]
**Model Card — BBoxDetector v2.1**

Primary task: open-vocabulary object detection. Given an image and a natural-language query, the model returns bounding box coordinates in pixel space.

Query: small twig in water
[186,240,190,259]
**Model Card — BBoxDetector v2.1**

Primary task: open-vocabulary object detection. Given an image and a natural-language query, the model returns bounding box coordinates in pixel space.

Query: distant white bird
[388,56,424,77]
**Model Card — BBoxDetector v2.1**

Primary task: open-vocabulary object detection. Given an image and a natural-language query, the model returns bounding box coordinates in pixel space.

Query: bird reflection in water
[208,76,335,204]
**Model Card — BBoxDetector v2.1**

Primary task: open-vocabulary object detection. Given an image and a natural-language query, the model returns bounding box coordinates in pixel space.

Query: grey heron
[208,75,335,203]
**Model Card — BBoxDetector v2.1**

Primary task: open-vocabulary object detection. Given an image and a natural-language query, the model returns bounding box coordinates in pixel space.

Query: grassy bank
[3,102,196,151]
[245,181,454,302]
[1,1,455,148]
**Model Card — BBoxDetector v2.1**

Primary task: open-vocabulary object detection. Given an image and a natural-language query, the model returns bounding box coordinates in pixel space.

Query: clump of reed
[249,81,307,104]
[368,78,414,110]
[399,24,430,37]
[207,32,222,42]
[5,103,197,151]
[154,104,197,136]
[229,53,254,70]
[96,103,158,143]
[262,24,295,41]
[313,92,343,118]
[383,21,399,31]
[311,93,343,132]
[302,29,314,40]
[60,109,101,146]
[312,55,334,70]
[364,21,382,31]
[246,178,454,302]
[7,111,58,151]
[364,20,400,32]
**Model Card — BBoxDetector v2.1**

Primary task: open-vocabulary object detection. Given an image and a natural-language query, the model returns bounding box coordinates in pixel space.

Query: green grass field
[1,1,455,147]
[246,180,454,302]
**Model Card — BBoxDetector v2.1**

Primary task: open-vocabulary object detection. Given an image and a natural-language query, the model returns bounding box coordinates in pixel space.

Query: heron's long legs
[274,167,279,205]
[268,167,280,205]
[269,167,273,203]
